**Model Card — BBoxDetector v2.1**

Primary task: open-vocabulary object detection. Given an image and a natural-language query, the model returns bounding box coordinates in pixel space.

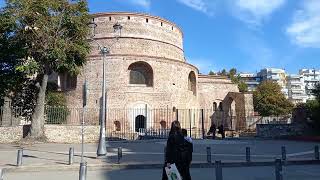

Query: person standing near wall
[162,121,192,180]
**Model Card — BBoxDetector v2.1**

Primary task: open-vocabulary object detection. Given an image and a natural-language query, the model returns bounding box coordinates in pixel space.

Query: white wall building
[299,69,320,100]
[257,68,288,98]
[287,74,308,104]
[239,73,261,92]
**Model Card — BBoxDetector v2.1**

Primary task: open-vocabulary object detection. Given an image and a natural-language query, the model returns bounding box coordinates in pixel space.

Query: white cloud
[128,0,151,10]
[177,0,215,16]
[286,0,320,48]
[231,0,286,26]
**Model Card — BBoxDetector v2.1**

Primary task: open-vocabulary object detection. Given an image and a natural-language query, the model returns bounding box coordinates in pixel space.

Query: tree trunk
[30,73,48,138]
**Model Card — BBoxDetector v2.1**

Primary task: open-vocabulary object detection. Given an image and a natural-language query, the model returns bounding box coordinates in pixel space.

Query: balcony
[267,75,280,80]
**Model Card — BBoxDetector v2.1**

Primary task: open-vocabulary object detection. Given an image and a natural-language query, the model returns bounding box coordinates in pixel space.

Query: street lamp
[88,18,122,157]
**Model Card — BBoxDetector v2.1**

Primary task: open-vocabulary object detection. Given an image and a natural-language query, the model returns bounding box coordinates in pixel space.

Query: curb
[2,160,320,173]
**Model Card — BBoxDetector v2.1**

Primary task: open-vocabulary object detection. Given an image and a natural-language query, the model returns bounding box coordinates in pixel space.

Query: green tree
[229,68,237,77]
[306,83,320,131]
[0,7,27,104]
[238,81,248,92]
[208,70,215,75]
[220,69,227,76]
[1,0,91,138]
[253,80,293,116]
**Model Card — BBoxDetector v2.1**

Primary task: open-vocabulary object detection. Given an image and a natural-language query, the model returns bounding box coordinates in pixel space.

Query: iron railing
[0,106,292,140]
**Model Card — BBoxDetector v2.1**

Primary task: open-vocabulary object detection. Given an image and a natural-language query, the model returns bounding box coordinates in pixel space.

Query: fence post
[0,168,3,180]
[164,146,167,162]
[79,162,87,180]
[315,145,319,160]
[17,149,23,166]
[215,160,223,180]
[189,109,192,138]
[281,146,286,161]
[69,147,74,165]
[118,147,122,164]
[275,159,283,180]
[246,147,251,163]
[206,147,211,163]
[176,109,179,121]
[201,109,205,139]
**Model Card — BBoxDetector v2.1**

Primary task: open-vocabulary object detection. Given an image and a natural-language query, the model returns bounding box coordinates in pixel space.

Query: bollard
[164,146,167,162]
[79,162,87,180]
[69,147,74,165]
[118,147,122,164]
[315,145,319,160]
[215,160,223,180]
[275,159,283,180]
[0,168,3,180]
[206,147,211,163]
[17,149,23,166]
[281,146,286,161]
[246,147,251,163]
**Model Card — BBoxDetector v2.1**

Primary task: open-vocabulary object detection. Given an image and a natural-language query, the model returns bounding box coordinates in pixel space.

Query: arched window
[128,61,153,86]
[188,71,196,95]
[160,121,166,129]
[219,102,223,111]
[114,121,121,131]
[213,102,217,111]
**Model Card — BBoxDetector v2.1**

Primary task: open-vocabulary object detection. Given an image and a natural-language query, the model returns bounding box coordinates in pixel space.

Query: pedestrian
[162,121,192,180]
[218,125,225,139]
[181,128,193,180]
[207,123,216,139]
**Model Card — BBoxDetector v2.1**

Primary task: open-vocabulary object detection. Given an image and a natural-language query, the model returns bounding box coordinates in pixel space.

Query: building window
[146,18,149,23]
[128,61,153,86]
[128,16,130,20]
[172,26,174,30]
[188,71,196,95]
[219,102,223,111]
[114,121,121,131]
[60,72,77,91]
[160,121,166,129]
[213,102,217,111]
[161,22,163,26]
[109,17,111,21]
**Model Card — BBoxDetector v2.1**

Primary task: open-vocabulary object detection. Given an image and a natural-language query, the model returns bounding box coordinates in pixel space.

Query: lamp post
[88,18,122,157]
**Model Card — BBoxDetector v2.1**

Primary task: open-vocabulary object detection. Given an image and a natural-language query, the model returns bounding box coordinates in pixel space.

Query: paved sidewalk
[4,165,320,180]
[0,139,319,171]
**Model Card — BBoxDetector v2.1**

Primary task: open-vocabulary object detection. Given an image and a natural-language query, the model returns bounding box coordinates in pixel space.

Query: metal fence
[0,106,292,140]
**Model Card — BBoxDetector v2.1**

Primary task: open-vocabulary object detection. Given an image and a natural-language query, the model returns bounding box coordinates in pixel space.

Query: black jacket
[165,132,185,164]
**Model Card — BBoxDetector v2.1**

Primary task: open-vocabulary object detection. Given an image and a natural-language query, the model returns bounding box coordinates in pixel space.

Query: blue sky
[1,0,319,74]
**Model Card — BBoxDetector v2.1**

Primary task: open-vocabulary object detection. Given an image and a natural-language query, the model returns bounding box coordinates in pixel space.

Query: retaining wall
[0,126,23,143]
[44,125,99,143]
[256,124,305,138]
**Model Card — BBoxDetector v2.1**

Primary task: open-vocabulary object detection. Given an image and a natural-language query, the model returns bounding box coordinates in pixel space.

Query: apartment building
[299,69,320,100]
[239,73,261,92]
[287,74,308,104]
[257,68,288,98]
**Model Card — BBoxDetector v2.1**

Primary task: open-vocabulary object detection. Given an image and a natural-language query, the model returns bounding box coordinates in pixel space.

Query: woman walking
[162,121,192,180]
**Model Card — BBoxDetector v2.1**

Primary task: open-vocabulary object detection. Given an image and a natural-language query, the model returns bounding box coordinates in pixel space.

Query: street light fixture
[88,18,122,157]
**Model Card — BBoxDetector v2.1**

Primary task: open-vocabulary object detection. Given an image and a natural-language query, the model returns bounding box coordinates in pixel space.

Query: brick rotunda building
[52,12,254,138]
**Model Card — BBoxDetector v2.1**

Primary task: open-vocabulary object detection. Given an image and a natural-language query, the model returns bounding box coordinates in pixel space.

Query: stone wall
[0,126,22,143]
[256,124,305,138]
[44,125,99,143]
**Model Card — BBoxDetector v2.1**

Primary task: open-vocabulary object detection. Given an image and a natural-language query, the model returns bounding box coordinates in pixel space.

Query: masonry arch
[128,61,153,86]
[127,102,153,132]
[222,92,252,131]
